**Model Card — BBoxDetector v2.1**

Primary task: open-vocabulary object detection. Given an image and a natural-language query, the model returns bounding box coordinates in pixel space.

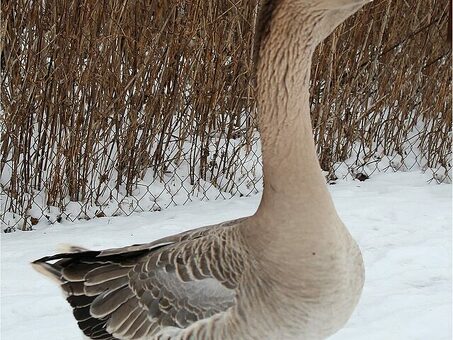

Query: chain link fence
[1,0,451,231]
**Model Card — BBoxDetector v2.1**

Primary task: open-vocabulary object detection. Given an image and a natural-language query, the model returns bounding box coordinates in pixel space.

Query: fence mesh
[1,0,451,231]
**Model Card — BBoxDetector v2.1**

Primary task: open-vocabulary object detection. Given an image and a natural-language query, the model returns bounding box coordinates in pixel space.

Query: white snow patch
[1,171,451,339]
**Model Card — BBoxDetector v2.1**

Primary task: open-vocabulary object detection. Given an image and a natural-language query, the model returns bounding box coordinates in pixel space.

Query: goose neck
[255,25,333,221]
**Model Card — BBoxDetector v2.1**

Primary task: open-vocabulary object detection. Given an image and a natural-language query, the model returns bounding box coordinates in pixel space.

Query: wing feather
[32,218,248,339]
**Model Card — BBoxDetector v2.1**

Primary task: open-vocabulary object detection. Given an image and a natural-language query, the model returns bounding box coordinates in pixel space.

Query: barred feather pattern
[32,219,250,340]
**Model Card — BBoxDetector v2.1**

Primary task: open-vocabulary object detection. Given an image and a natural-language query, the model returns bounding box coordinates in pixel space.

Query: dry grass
[1,0,451,230]
[311,0,451,181]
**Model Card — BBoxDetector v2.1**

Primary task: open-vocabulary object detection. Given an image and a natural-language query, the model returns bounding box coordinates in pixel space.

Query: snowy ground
[1,171,451,339]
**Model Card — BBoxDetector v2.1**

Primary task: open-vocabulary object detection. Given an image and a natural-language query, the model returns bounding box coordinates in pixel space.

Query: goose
[32,0,368,339]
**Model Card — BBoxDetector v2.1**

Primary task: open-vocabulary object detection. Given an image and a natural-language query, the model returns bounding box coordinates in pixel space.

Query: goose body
[33,1,368,339]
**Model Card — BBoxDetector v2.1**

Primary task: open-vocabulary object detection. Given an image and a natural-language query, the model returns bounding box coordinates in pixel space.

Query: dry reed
[1,0,451,231]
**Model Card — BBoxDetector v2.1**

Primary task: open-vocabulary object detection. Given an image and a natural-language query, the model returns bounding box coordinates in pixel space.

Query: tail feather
[31,242,171,339]
[62,281,85,296]
[85,276,129,296]
[31,262,62,284]
[67,294,96,308]
[31,247,148,340]
[62,262,105,282]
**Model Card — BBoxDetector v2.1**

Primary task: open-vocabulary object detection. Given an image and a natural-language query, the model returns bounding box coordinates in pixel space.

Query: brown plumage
[33,221,248,339]
[33,1,369,339]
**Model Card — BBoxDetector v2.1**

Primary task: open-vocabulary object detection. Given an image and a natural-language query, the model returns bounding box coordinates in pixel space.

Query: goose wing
[32,219,247,340]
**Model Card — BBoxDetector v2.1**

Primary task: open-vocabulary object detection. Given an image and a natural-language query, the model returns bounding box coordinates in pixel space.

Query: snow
[1,171,451,339]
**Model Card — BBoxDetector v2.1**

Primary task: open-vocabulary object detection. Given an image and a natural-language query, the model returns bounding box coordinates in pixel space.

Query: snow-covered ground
[1,171,451,339]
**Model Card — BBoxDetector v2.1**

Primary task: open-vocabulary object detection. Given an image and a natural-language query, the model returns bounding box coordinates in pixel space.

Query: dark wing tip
[31,261,63,284]
[31,250,102,285]
[33,250,102,264]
